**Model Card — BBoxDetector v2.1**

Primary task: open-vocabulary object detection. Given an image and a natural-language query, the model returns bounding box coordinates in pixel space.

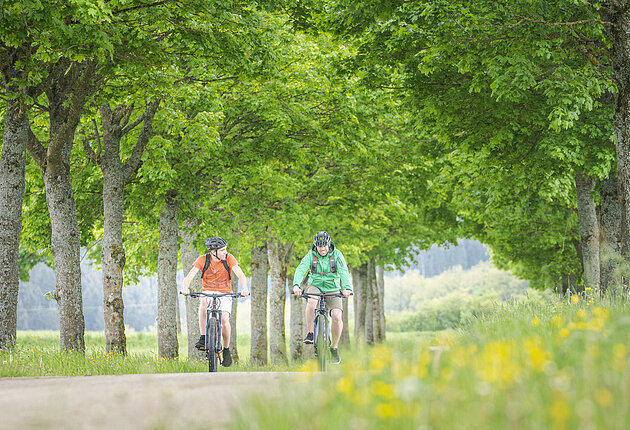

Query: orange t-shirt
[193,253,238,293]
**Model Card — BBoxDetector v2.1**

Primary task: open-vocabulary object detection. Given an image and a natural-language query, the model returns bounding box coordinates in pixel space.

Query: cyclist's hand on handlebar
[181,287,190,296]
[240,289,250,297]
[341,289,352,297]
[293,285,303,296]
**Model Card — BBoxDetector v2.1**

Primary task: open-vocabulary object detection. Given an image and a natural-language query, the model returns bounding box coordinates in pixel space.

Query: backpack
[310,249,337,275]
[201,254,231,280]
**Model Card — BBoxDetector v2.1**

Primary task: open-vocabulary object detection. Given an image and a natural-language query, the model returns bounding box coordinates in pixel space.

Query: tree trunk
[365,259,375,344]
[229,270,240,364]
[601,4,630,260]
[575,172,601,291]
[600,170,622,293]
[352,263,367,344]
[96,101,160,354]
[26,59,98,352]
[267,237,293,365]
[0,100,28,348]
[340,297,350,347]
[101,160,127,354]
[157,191,178,359]
[290,286,305,362]
[43,147,86,351]
[179,221,204,361]
[376,262,386,342]
[250,243,268,365]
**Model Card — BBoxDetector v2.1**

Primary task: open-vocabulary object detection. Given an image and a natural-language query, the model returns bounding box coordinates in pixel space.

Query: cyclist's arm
[231,265,249,296]
[335,250,352,291]
[292,252,312,293]
[182,266,200,295]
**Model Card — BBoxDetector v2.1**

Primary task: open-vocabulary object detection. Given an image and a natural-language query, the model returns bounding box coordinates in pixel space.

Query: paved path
[0,372,293,430]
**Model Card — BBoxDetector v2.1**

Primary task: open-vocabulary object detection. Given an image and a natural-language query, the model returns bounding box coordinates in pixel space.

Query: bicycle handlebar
[180,291,244,298]
[295,290,353,298]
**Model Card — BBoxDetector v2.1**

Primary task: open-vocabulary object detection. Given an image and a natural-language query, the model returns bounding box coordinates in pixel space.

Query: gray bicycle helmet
[206,236,228,250]
[313,231,331,247]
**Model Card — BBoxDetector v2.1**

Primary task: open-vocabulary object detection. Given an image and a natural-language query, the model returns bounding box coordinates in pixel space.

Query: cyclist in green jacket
[293,231,352,364]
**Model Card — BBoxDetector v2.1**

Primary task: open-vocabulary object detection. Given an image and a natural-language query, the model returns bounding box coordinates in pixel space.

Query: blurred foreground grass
[230,292,630,430]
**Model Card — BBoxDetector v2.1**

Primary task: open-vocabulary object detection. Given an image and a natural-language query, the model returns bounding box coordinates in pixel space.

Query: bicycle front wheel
[206,317,219,372]
[315,314,328,371]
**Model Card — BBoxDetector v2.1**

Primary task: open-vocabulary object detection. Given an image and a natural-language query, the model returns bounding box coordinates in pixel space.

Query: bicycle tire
[207,317,219,372]
[315,314,328,371]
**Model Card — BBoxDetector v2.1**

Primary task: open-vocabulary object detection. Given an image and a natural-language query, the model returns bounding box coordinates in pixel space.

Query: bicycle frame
[184,291,241,372]
[298,290,351,371]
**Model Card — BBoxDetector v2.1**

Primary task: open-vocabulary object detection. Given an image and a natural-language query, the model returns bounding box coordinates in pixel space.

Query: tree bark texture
[0,100,28,348]
[95,100,160,354]
[352,263,367,344]
[229,271,239,363]
[267,237,293,365]
[179,221,204,361]
[575,172,601,291]
[26,59,98,351]
[599,170,622,292]
[290,288,306,362]
[250,243,268,365]
[0,44,44,348]
[157,191,178,359]
[365,259,375,344]
[340,298,350,347]
[601,3,630,259]
[376,263,386,342]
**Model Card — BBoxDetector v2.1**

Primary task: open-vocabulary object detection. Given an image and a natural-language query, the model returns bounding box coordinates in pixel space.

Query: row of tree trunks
[250,243,268,365]
[352,259,386,345]
[571,168,624,295]
[157,191,179,359]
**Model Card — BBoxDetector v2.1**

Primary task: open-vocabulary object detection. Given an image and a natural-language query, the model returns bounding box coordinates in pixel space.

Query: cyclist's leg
[330,308,343,348]
[218,296,233,346]
[304,286,320,333]
[198,297,210,333]
[327,294,343,349]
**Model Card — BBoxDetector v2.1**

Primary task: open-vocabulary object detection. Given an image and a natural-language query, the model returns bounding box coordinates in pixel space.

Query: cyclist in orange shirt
[182,236,249,367]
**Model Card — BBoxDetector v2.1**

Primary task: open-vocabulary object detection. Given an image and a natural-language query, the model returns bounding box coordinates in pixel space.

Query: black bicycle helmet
[313,231,331,247]
[206,236,228,250]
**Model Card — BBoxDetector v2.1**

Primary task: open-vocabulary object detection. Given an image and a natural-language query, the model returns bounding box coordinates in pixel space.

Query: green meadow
[3,291,630,430]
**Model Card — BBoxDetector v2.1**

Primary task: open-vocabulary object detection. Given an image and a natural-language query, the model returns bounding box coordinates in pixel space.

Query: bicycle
[296,290,352,371]
[180,291,242,372]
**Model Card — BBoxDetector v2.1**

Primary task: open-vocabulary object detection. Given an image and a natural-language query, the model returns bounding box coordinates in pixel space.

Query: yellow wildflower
[375,401,404,419]
[550,398,570,421]
[595,389,613,407]
[336,376,354,394]
[532,317,541,327]
[371,381,396,400]
[570,295,580,304]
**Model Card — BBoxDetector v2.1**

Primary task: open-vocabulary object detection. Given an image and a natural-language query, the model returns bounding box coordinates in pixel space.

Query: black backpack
[201,254,231,279]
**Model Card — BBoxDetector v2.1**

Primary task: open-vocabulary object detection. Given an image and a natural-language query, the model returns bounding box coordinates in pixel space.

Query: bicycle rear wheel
[206,317,219,372]
[315,314,328,371]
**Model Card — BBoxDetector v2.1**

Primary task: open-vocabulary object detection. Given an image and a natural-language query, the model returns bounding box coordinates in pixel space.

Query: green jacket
[292,242,352,292]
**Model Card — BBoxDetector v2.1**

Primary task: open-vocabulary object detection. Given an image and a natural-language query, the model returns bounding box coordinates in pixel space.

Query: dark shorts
[304,285,342,311]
